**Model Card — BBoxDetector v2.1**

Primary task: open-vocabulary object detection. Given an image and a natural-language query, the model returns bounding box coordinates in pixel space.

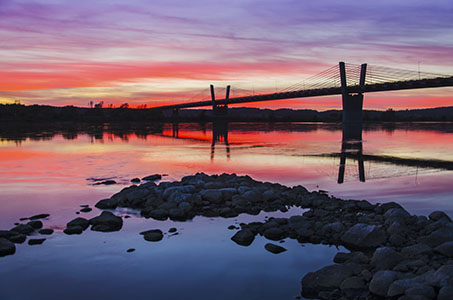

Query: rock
[64,225,83,235]
[146,208,168,221]
[95,198,118,209]
[263,227,286,241]
[27,221,43,229]
[127,248,135,253]
[341,223,387,249]
[384,208,411,221]
[401,244,432,257]
[131,178,141,183]
[231,229,255,246]
[421,224,453,247]
[371,247,403,270]
[142,174,162,181]
[388,277,424,297]
[369,270,397,297]
[80,207,92,213]
[264,243,287,254]
[141,229,163,242]
[405,284,436,299]
[28,238,45,245]
[0,238,16,257]
[379,202,403,213]
[8,234,26,244]
[200,189,223,204]
[67,217,89,230]
[168,208,186,221]
[11,224,35,235]
[301,263,361,298]
[429,211,451,222]
[94,180,117,185]
[427,264,453,287]
[438,286,453,300]
[168,228,177,233]
[340,276,366,290]
[435,241,453,257]
[90,211,123,232]
[333,252,369,264]
[29,214,50,220]
[39,229,54,235]
[228,225,236,230]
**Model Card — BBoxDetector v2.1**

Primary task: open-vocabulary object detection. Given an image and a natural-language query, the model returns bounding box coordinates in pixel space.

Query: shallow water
[1,121,453,299]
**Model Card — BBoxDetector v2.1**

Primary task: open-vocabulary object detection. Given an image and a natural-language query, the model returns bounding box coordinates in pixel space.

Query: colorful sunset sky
[0,0,452,110]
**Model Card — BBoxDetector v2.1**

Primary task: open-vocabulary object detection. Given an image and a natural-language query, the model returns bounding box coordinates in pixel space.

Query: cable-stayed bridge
[150,62,453,116]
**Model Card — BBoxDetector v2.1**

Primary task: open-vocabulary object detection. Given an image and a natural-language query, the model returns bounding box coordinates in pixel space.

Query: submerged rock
[29,214,50,220]
[80,207,92,213]
[142,174,162,182]
[90,211,123,232]
[140,229,163,242]
[64,226,84,235]
[27,220,43,229]
[264,243,287,254]
[94,180,117,185]
[10,224,35,235]
[39,229,54,235]
[231,229,255,246]
[0,238,16,257]
[28,238,45,245]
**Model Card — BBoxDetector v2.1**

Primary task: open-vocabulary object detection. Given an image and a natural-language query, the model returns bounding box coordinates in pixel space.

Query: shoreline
[2,173,453,299]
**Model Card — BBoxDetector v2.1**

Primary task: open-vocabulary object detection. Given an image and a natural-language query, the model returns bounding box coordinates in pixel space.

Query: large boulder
[301,263,361,298]
[231,229,255,246]
[199,189,223,204]
[420,224,453,247]
[67,217,89,230]
[371,247,403,270]
[89,211,123,232]
[95,198,118,209]
[0,238,16,257]
[369,270,397,297]
[341,223,387,249]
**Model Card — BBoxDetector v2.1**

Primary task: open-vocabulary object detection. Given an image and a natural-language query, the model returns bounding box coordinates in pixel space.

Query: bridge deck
[151,76,453,110]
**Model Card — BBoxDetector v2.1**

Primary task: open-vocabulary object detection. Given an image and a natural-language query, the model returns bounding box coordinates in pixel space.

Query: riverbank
[2,173,453,299]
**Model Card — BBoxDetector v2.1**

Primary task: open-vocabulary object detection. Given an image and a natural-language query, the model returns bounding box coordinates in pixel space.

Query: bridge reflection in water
[338,120,365,184]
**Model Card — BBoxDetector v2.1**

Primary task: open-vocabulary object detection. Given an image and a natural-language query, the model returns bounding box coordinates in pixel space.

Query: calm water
[1,121,453,300]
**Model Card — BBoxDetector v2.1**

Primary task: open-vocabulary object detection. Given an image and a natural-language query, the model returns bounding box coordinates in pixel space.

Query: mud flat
[2,173,453,299]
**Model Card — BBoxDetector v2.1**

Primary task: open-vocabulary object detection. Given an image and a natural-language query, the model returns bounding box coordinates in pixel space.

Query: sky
[0,0,452,110]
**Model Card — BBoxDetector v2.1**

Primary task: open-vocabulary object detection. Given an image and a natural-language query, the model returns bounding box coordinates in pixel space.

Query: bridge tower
[210,84,230,116]
[338,62,366,184]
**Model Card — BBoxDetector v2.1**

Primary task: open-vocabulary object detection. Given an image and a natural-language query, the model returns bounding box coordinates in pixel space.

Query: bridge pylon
[210,84,229,116]
[339,62,367,141]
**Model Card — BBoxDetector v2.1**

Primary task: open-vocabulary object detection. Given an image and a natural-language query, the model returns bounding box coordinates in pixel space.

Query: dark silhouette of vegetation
[1,103,453,124]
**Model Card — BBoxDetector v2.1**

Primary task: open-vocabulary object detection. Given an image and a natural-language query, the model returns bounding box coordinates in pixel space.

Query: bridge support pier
[210,84,230,116]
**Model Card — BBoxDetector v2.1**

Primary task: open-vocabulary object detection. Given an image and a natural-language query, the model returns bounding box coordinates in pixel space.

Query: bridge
[151,62,453,125]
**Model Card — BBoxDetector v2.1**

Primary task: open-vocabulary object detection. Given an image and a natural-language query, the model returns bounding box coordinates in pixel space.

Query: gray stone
[147,208,168,221]
[39,229,54,235]
[95,198,118,209]
[8,234,26,244]
[341,223,387,249]
[384,208,411,222]
[142,174,162,181]
[64,225,83,235]
[10,224,35,235]
[426,264,453,287]
[435,241,453,257]
[388,277,423,297]
[28,238,45,245]
[371,247,403,270]
[199,189,223,204]
[438,286,453,300]
[263,227,286,241]
[401,244,432,257]
[429,211,451,222]
[301,263,361,298]
[421,224,453,247]
[168,208,186,220]
[141,229,163,242]
[405,284,435,299]
[29,214,50,220]
[340,276,366,290]
[0,238,15,257]
[89,211,123,232]
[369,270,397,297]
[219,188,238,200]
[334,251,369,264]
[27,220,43,229]
[67,217,89,230]
[231,229,255,246]
[397,296,430,300]
[80,207,92,213]
[264,243,287,254]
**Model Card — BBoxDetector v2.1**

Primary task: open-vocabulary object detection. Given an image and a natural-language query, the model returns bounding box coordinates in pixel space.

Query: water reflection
[338,122,365,184]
